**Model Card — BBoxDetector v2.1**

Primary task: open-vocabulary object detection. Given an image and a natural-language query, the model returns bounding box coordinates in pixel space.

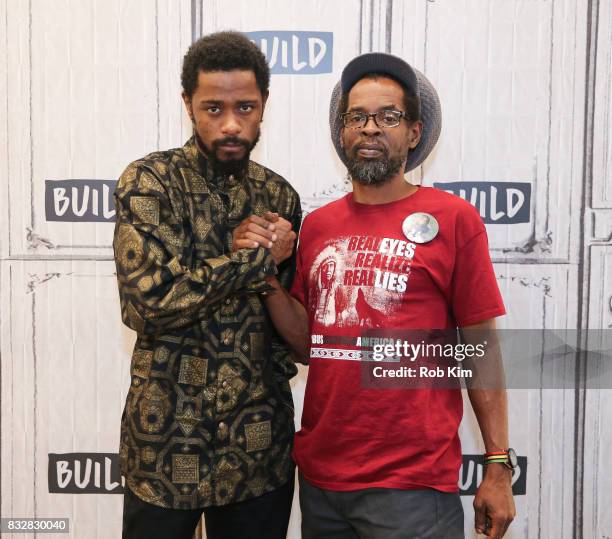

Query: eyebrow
[198,99,259,106]
[347,104,399,112]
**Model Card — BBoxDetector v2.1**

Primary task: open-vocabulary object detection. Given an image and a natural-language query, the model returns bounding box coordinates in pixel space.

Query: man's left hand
[473,464,515,538]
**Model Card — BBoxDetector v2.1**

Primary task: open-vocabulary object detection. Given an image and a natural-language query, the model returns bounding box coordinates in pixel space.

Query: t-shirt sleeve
[450,227,506,327]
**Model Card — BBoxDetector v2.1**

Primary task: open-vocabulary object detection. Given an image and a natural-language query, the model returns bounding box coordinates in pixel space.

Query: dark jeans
[299,474,464,539]
[122,478,294,539]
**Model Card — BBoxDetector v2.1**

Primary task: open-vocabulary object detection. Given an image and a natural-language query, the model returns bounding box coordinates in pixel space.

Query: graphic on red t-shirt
[311,235,417,328]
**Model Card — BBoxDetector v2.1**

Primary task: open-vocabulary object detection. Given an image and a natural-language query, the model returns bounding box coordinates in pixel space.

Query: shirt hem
[122,464,295,509]
[457,307,506,327]
[298,469,459,494]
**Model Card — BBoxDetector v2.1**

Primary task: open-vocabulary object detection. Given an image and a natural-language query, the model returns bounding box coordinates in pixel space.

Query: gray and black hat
[329,52,442,173]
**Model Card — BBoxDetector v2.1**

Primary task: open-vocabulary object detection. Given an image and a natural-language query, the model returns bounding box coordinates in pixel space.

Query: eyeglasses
[341,109,408,129]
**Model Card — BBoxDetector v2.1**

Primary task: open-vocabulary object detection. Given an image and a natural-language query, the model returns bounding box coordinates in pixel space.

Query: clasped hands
[232,211,297,266]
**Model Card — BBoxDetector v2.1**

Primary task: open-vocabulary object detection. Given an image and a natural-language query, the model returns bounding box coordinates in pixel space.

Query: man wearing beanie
[113,31,300,539]
[247,53,516,538]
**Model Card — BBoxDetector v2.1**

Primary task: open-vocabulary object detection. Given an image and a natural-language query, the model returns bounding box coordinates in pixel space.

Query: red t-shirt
[290,187,506,492]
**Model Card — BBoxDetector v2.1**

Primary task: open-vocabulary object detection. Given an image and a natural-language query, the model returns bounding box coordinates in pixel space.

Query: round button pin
[402,212,439,244]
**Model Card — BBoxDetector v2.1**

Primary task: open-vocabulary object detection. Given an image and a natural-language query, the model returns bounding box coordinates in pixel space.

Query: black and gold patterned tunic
[113,136,301,509]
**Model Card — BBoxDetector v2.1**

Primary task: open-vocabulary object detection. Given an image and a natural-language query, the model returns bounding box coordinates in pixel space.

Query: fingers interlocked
[232,212,297,266]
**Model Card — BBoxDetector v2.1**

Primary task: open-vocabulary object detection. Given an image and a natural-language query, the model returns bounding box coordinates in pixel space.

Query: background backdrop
[1,0,611,537]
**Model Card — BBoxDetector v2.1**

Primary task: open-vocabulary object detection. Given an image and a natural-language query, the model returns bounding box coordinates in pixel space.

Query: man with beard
[244,53,516,538]
[113,31,300,539]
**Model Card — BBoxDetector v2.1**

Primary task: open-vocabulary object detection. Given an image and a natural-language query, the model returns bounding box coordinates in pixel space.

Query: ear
[340,127,345,149]
[182,92,195,123]
[407,121,423,149]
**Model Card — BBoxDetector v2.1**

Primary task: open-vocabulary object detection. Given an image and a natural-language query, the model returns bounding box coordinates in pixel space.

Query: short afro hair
[181,31,270,98]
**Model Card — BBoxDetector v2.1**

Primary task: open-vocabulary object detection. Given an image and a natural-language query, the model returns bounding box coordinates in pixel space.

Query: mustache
[356,142,385,151]
[212,136,250,150]
[349,140,389,158]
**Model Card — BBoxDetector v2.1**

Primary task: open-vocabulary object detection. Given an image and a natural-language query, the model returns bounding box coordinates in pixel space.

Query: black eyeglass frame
[340,109,409,129]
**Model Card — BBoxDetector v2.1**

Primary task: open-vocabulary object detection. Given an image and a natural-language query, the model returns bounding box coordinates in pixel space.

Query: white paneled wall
[1,1,610,538]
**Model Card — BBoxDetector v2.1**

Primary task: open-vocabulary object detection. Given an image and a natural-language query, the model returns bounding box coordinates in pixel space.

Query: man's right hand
[232,213,297,265]
[263,212,296,265]
[232,214,278,250]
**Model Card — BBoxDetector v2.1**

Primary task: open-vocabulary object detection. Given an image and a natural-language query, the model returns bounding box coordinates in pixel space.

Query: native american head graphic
[314,255,338,325]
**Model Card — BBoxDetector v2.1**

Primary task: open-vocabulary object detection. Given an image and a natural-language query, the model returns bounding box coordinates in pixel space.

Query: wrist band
[484,450,509,465]
[484,448,517,470]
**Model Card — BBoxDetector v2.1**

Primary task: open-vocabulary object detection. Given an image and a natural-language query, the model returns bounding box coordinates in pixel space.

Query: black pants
[122,478,294,539]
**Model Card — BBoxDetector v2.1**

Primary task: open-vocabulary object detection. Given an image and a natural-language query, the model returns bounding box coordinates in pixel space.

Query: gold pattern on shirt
[198,479,213,501]
[217,421,229,440]
[175,407,201,437]
[220,328,234,346]
[148,241,165,260]
[127,477,169,508]
[157,223,183,253]
[115,225,145,273]
[125,302,145,333]
[215,474,243,505]
[139,172,165,193]
[132,349,153,378]
[247,296,263,314]
[138,402,166,433]
[244,420,272,452]
[153,161,168,176]
[130,196,160,226]
[121,164,138,186]
[248,162,266,182]
[185,171,208,194]
[216,363,247,413]
[250,380,266,400]
[178,355,208,386]
[207,256,229,270]
[266,181,281,198]
[194,214,212,239]
[172,454,199,484]
[229,188,248,220]
[253,199,267,217]
[138,381,171,434]
[215,456,244,504]
[141,446,157,465]
[153,346,169,364]
[137,275,154,293]
[166,256,182,276]
[220,297,239,316]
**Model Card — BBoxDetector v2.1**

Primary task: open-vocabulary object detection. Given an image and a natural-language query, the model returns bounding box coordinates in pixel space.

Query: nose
[361,114,382,136]
[221,112,241,136]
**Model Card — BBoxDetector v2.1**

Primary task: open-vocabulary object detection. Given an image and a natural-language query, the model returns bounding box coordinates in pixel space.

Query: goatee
[345,148,402,186]
[199,130,261,178]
